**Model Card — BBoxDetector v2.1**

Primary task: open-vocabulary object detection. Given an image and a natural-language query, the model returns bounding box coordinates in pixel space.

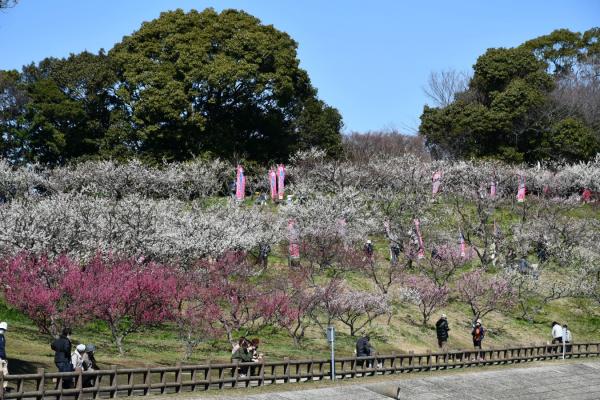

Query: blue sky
[1,0,598,133]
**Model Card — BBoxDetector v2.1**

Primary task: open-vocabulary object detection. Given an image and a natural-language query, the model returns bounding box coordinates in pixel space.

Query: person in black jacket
[51,328,73,388]
[0,322,8,391]
[435,314,450,352]
[356,335,373,367]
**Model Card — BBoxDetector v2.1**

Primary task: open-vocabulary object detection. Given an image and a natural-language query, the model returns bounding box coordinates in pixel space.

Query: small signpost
[327,326,335,381]
[562,326,567,360]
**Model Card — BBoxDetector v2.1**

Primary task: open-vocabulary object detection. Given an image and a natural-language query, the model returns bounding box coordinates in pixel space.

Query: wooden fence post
[175,362,182,393]
[205,360,212,391]
[110,365,118,398]
[426,350,432,371]
[75,367,83,400]
[259,360,265,386]
[36,368,45,400]
[143,368,151,396]
[284,357,291,383]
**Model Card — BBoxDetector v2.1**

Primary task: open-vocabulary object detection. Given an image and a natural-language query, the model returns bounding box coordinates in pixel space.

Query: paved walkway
[193,361,600,399]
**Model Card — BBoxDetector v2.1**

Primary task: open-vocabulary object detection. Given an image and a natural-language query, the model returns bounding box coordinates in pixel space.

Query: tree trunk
[109,323,125,355]
[115,335,124,355]
[184,341,195,361]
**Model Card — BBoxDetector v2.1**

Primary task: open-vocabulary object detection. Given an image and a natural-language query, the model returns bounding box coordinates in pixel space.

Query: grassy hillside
[1,277,599,375]
[0,193,598,375]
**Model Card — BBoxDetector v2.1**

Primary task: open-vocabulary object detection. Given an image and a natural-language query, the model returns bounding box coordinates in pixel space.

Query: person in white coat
[71,344,87,370]
[551,321,563,344]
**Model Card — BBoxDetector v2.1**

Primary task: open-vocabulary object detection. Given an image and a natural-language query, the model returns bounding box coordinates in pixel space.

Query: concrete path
[192,361,600,399]
[376,360,600,400]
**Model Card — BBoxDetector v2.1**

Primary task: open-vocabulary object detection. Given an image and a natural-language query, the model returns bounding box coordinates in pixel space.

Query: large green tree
[419,28,600,163]
[1,8,341,165]
[1,51,118,164]
[109,8,341,163]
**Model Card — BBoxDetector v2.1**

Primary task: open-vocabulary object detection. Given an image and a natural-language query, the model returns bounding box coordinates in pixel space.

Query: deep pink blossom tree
[456,268,515,321]
[404,275,449,326]
[68,255,177,354]
[0,253,83,336]
[172,270,222,360]
[197,252,271,344]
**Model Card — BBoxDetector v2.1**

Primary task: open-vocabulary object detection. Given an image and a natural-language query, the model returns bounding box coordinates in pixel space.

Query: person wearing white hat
[471,319,485,360]
[71,344,87,371]
[0,322,8,389]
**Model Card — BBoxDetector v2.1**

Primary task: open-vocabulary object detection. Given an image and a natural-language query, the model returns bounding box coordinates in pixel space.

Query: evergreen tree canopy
[0,8,342,165]
[419,28,600,163]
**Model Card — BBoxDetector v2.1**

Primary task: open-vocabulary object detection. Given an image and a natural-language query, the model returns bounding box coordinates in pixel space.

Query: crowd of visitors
[0,316,580,391]
[48,327,97,389]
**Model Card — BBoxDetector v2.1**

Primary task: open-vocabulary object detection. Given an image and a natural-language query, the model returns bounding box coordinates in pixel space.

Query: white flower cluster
[0,193,282,264]
[0,158,230,201]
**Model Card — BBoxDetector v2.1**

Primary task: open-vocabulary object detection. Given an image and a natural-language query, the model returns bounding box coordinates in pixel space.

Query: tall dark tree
[109,8,342,163]
[15,51,118,164]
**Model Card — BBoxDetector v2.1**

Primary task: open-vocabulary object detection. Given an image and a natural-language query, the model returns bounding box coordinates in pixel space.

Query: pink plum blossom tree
[456,268,515,321]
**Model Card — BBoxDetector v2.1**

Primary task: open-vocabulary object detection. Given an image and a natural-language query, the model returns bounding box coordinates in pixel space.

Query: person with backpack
[51,328,74,388]
[471,319,485,359]
[0,322,8,391]
[435,314,450,352]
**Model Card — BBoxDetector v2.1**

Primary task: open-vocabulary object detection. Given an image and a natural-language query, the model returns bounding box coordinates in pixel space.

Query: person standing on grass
[51,327,74,388]
[471,319,485,359]
[0,322,8,391]
[364,240,374,259]
[435,314,450,352]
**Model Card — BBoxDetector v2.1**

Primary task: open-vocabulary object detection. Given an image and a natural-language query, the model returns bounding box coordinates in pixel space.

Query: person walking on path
[51,328,74,388]
[551,321,563,345]
[435,314,450,352]
[471,319,485,360]
[0,322,8,391]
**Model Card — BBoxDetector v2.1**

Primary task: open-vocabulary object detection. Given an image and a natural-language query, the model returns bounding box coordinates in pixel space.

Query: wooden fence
[1,342,598,399]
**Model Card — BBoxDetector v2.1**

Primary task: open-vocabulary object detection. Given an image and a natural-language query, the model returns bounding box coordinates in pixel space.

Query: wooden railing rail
[1,342,598,399]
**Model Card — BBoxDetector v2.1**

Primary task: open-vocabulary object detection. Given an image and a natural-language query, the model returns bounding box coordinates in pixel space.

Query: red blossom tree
[198,252,272,344]
[68,255,177,354]
[0,253,83,337]
[172,269,222,360]
[456,268,515,321]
